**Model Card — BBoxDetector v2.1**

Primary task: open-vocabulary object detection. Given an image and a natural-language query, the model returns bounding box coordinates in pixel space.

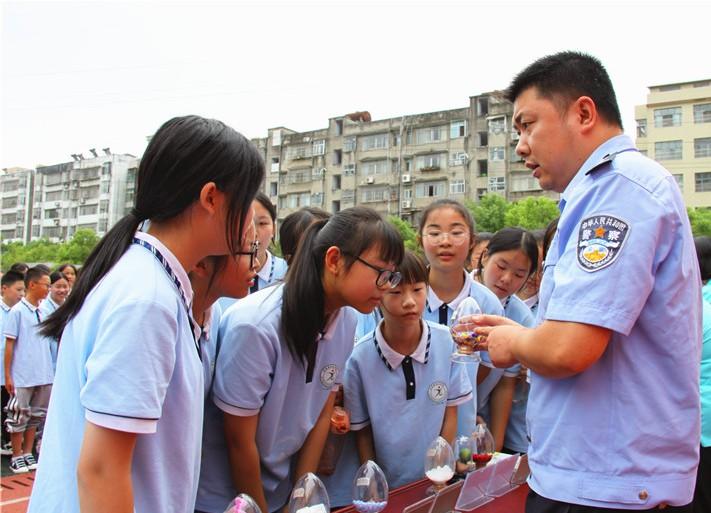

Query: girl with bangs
[195,207,404,513]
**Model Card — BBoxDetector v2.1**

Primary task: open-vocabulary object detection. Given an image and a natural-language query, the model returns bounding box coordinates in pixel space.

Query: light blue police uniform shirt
[345,320,472,490]
[701,298,711,447]
[195,284,357,513]
[477,296,530,425]
[4,298,54,387]
[199,302,222,400]
[216,250,288,311]
[39,297,60,371]
[529,135,701,508]
[28,231,204,513]
[0,300,11,386]
[423,271,504,438]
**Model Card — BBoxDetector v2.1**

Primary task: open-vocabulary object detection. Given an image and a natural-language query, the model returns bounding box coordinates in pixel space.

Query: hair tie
[130,208,146,220]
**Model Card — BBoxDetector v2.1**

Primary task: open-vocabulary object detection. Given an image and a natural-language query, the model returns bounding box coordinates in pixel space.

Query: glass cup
[424,436,455,494]
[450,297,483,364]
[352,460,389,513]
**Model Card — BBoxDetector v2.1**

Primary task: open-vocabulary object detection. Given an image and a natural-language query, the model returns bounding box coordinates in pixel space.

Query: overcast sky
[2,0,710,170]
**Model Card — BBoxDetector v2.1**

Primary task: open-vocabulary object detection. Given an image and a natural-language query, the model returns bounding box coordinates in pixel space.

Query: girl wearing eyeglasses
[29,115,264,513]
[195,207,404,513]
[418,199,504,438]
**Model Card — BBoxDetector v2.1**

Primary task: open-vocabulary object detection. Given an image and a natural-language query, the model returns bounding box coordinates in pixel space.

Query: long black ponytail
[41,115,264,340]
[281,206,403,365]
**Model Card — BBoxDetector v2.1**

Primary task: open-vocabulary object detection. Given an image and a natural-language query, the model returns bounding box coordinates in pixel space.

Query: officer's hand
[459,313,518,329]
[485,325,523,368]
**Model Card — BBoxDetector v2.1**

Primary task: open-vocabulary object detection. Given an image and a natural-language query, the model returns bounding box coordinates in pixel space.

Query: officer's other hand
[486,325,522,368]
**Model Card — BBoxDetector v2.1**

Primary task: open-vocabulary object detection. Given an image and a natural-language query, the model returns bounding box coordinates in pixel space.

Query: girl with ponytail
[195,206,404,513]
[28,115,264,513]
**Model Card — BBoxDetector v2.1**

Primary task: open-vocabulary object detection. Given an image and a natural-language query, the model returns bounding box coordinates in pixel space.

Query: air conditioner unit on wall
[365,176,375,184]
[402,174,411,183]
[401,200,411,209]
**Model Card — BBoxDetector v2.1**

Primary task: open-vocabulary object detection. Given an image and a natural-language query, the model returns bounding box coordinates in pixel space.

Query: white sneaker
[23,453,38,471]
[0,442,12,456]
[9,456,29,473]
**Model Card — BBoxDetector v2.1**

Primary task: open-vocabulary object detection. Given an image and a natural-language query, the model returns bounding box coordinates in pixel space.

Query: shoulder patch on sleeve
[576,214,631,272]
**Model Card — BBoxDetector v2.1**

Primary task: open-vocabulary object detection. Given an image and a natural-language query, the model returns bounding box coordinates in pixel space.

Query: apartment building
[635,79,711,208]
[258,93,555,226]
[31,152,135,242]
[0,167,35,243]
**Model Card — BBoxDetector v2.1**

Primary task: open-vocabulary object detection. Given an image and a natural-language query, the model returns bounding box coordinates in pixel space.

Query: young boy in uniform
[1,270,26,456]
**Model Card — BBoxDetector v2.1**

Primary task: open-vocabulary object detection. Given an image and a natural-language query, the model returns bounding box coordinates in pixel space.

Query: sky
[1,0,710,170]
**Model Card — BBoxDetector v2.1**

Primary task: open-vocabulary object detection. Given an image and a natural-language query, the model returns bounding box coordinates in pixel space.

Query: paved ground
[0,467,33,513]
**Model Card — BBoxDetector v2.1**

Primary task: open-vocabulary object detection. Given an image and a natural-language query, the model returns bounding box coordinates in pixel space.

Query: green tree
[467,195,509,233]
[504,196,560,230]
[688,207,711,237]
[56,229,99,263]
[387,215,420,254]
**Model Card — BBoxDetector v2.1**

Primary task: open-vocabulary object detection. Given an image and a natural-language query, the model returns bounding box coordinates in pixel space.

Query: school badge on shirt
[577,214,630,272]
[320,364,339,390]
[428,381,448,403]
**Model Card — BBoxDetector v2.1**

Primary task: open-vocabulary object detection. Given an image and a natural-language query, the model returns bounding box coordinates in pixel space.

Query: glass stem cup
[450,323,483,364]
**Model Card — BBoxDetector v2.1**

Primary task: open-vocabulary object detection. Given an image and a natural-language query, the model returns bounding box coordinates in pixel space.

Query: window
[450,120,467,138]
[361,160,389,176]
[344,137,356,152]
[696,172,711,192]
[415,181,445,198]
[1,213,17,224]
[100,181,110,194]
[362,187,388,203]
[332,200,341,213]
[286,193,312,209]
[672,174,684,191]
[79,204,98,216]
[311,193,324,206]
[102,162,112,176]
[98,219,108,232]
[287,144,311,160]
[335,119,343,135]
[43,226,61,238]
[415,126,445,145]
[449,152,467,166]
[270,182,278,196]
[654,107,682,128]
[655,140,682,160]
[2,229,16,240]
[695,104,711,124]
[450,179,465,195]
[45,173,62,186]
[333,149,342,165]
[695,138,711,158]
[2,197,17,209]
[44,209,60,219]
[403,188,412,200]
[312,139,326,156]
[478,160,488,176]
[477,97,489,116]
[360,133,389,151]
[343,164,356,176]
[488,176,505,192]
[2,180,18,192]
[510,176,541,192]
[289,171,311,184]
[478,132,488,147]
[417,154,442,171]
[271,157,280,173]
[490,147,505,161]
[32,224,40,237]
[44,190,62,202]
[332,175,341,191]
[636,119,647,137]
[488,116,506,134]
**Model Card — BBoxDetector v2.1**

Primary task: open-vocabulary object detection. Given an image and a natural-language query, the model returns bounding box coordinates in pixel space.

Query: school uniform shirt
[1,300,11,386]
[28,231,203,513]
[530,135,701,508]
[216,250,288,311]
[354,308,382,341]
[39,296,61,371]
[423,271,504,438]
[701,298,711,448]
[345,320,472,489]
[477,296,531,418]
[703,282,711,305]
[195,284,357,513]
[199,302,223,400]
[3,298,54,388]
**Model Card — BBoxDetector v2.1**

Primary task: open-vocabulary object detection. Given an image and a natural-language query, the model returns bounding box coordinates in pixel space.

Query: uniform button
[409,382,414,386]
[639,490,648,501]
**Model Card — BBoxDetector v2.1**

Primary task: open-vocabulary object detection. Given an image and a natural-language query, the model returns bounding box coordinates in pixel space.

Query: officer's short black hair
[695,236,711,282]
[505,51,623,129]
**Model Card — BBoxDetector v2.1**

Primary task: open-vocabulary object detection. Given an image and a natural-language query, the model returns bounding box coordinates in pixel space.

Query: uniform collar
[21,297,38,312]
[560,134,636,213]
[134,231,194,307]
[521,294,539,309]
[427,270,474,312]
[257,250,273,282]
[374,319,429,369]
[200,306,214,341]
[318,308,345,343]
[0,300,11,312]
[44,297,59,310]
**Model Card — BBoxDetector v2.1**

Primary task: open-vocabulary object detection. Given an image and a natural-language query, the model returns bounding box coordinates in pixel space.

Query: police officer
[471,51,701,513]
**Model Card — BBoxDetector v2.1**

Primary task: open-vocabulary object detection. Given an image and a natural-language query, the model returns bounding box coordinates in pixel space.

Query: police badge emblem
[577,214,630,272]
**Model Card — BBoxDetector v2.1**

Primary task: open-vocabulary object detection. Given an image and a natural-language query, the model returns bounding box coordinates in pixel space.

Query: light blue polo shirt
[423,271,504,438]
[216,250,288,311]
[1,300,11,386]
[703,282,711,304]
[344,320,472,490]
[39,297,61,371]
[199,302,223,400]
[4,298,54,388]
[196,284,357,513]
[28,231,204,513]
[529,135,701,508]
[701,298,711,447]
[477,296,530,419]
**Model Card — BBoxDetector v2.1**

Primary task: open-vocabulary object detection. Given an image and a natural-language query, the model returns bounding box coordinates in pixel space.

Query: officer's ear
[571,96,598,134]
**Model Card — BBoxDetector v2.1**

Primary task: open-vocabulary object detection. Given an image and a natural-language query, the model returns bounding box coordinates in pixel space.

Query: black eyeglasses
[234,241,260,268]
[350,255,402,288]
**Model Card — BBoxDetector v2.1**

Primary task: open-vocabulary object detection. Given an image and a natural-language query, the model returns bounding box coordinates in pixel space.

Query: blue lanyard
[132,237,200,358]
